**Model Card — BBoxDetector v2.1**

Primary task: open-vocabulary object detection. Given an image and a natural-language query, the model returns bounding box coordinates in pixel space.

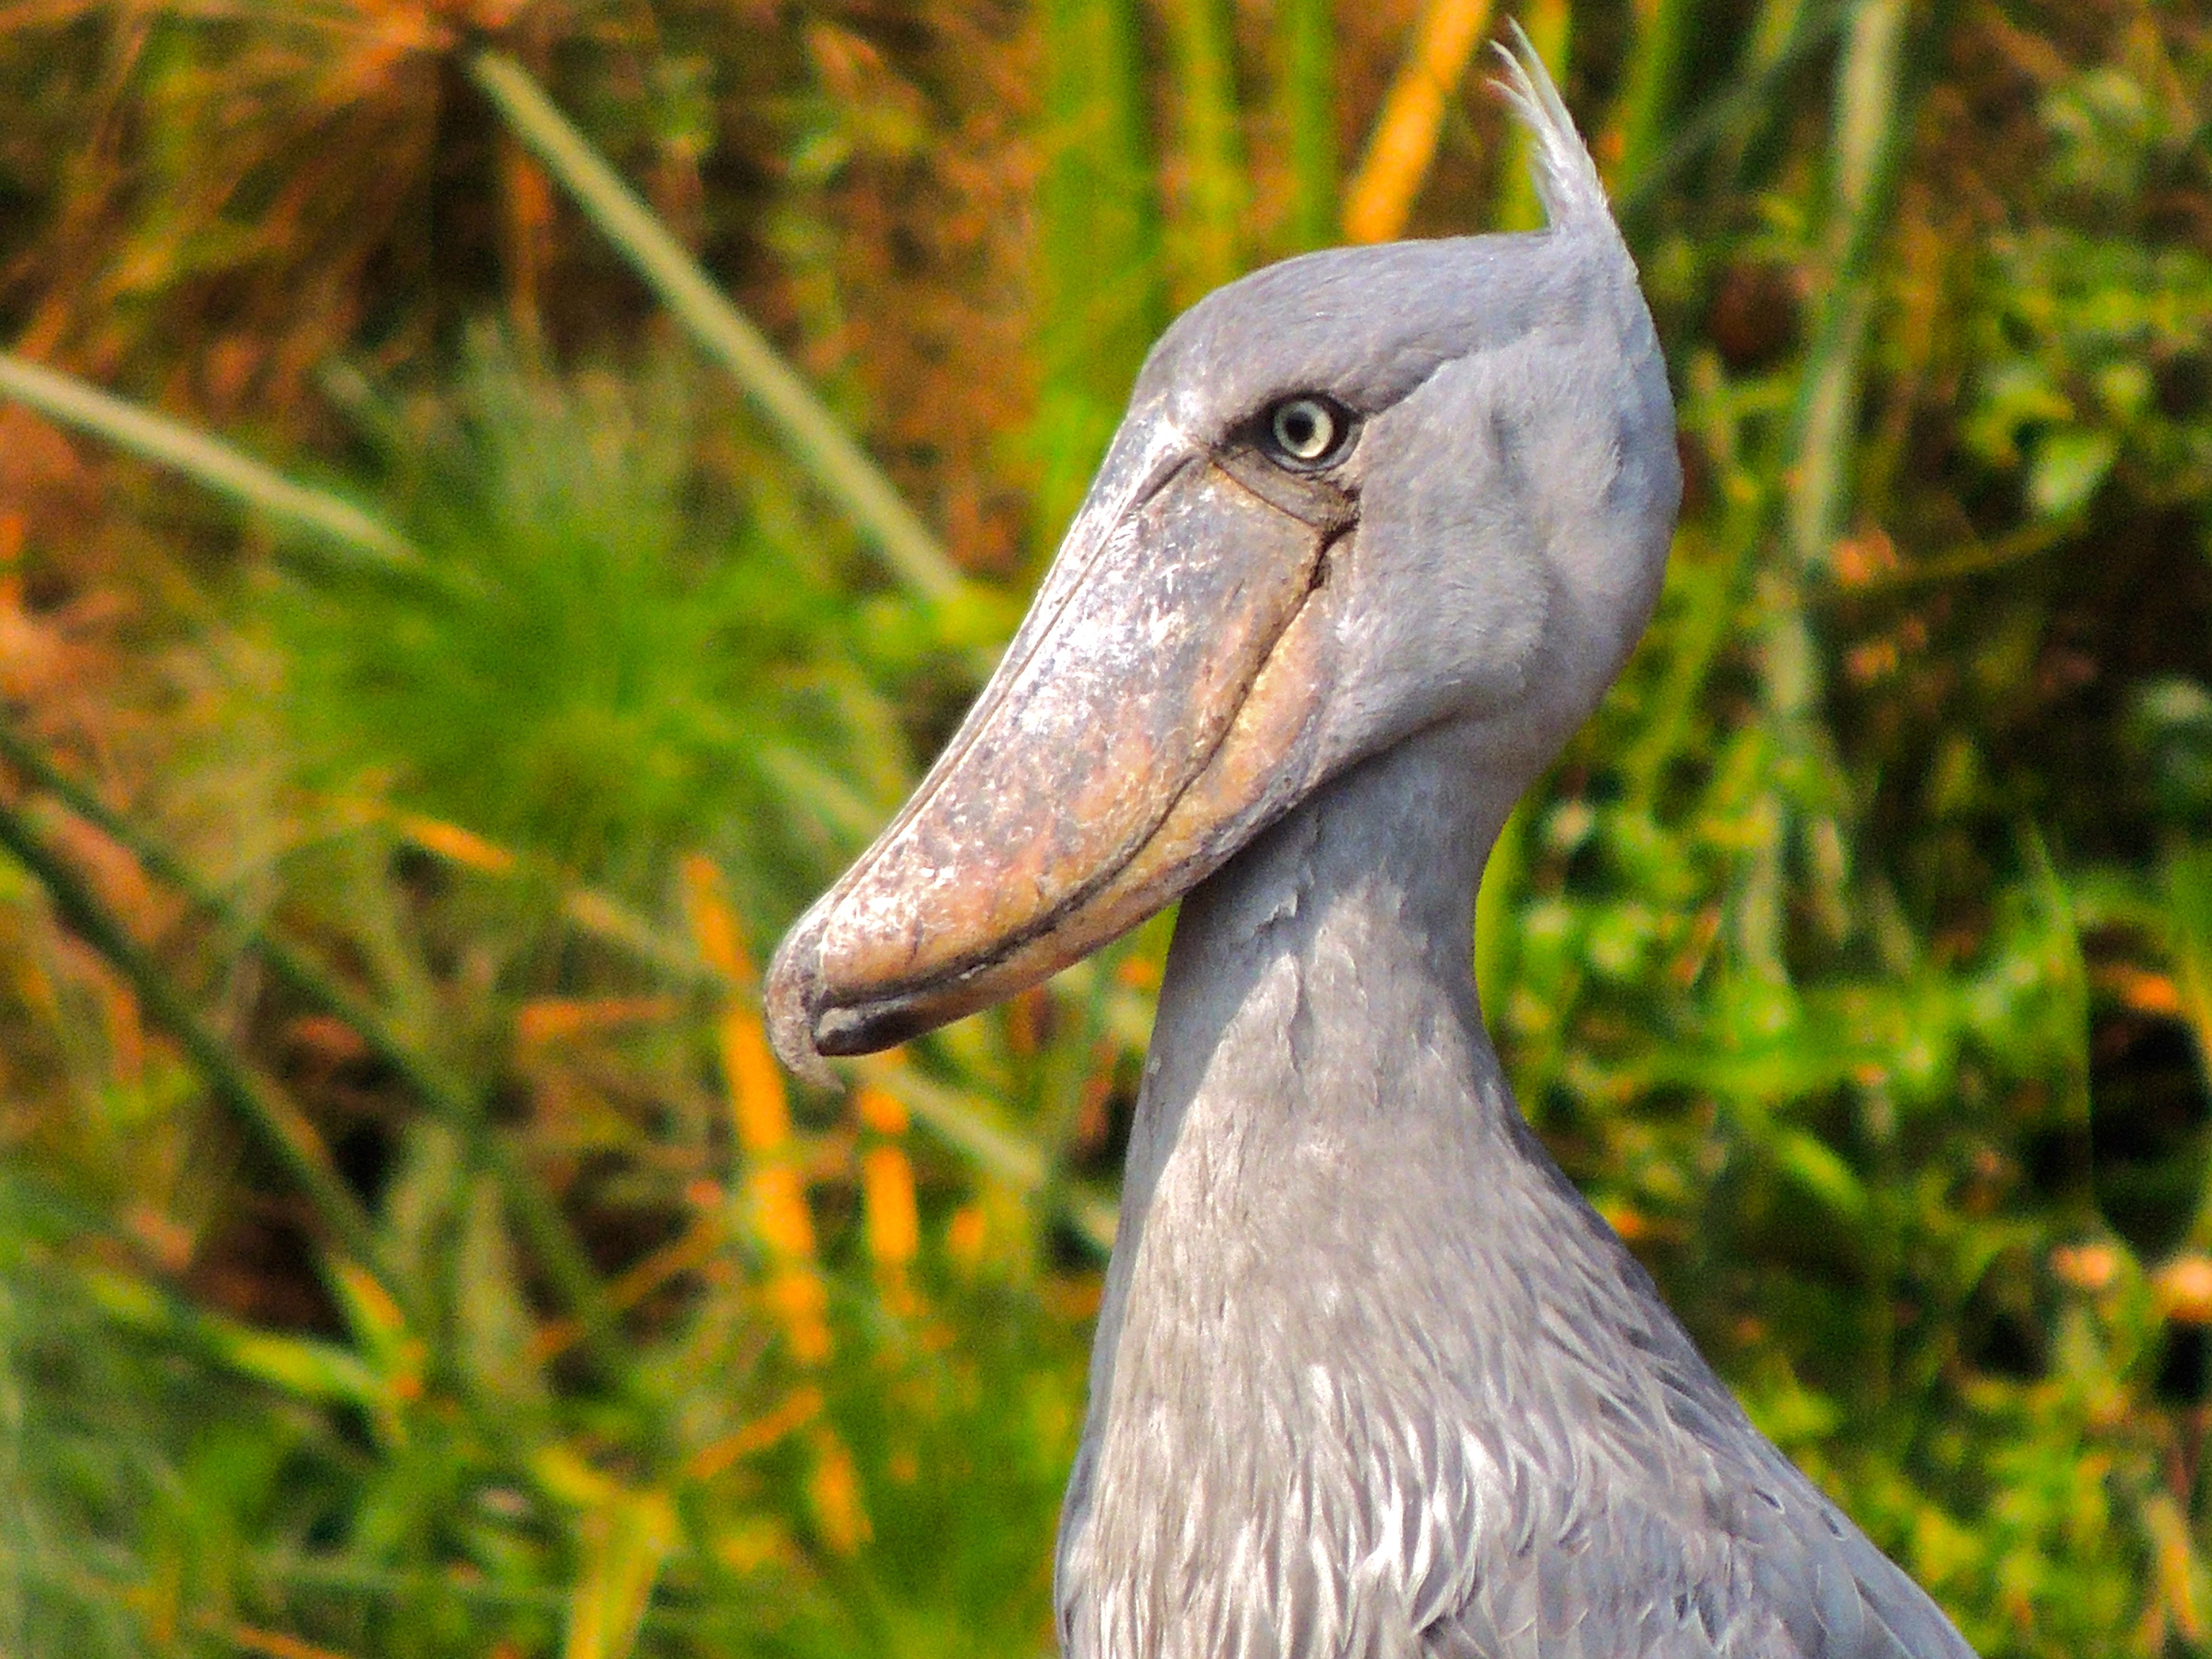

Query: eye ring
[1264,395,1350,468]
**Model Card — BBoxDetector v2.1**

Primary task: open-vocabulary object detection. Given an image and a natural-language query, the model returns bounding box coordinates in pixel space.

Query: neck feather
[1054,719,1743,1659]
[1055,724,1593,1649]
[1112,721,1521,1273]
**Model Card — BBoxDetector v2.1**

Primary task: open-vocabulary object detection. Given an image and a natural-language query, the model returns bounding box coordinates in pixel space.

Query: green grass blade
[2163,843,2212,1249]
[1612,0,1845,221]
[1166,0,1247,300]
[1606,0,1695,197]
[1474,799,1530,1032]
[465,51,965,610]
[863,1059,1116,1253]
[0,352,418,568]
[0,791,410,1327]
[1787,0,1914,571]
[1033,0,1165,537]
[0,725,633,1387]
[1276,0,1338,252]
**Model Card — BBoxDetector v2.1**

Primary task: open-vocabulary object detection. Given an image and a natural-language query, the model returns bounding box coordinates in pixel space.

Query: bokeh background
[0,0,2208,1654]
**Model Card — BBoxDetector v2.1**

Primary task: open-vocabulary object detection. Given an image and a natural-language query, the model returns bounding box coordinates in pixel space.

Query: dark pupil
[1283,409,1316,448]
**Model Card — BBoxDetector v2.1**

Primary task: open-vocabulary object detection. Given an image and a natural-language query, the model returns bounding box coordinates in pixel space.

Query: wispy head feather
[1491,23,1613,237]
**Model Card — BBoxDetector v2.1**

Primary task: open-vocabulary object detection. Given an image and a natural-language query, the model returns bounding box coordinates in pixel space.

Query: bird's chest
[1053,1076,1765,1659]
[1054,1128,1545,1659]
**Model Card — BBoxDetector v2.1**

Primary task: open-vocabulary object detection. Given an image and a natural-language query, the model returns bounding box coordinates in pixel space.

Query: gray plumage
[1053,730,1971,1659]
[768,35,1977,1659]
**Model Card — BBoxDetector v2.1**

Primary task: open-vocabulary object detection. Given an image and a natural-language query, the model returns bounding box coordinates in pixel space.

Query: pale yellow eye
[1269,397,1338,463]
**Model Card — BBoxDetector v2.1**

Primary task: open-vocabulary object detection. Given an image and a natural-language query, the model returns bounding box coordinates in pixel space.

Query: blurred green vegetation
[0,0,2208,1655]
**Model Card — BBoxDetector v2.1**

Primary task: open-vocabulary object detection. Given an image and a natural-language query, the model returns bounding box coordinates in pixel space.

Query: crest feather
[1491,24,1614,238]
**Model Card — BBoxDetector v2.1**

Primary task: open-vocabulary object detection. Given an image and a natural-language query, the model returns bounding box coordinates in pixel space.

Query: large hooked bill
[764,416,1356,1080]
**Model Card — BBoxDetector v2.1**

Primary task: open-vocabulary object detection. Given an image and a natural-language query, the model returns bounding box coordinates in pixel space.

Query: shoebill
[765,36,1976,1659]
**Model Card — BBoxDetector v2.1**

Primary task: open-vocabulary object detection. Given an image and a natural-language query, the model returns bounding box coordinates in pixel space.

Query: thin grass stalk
[1688,0,1822,230]
[2020,830,2097,1230]
[854,1085,920,1314]
[1807,512,2080,598]
[1033,0,1165,537]
[1611,0,1844,222]
[0,1182,35,1659]
[371,805,722,992]
[1783,0,1959,572]
[1166,0,1247,301]
[238,1551,731,1638]
[1275,0,1338,252]
[0,353,418,567]
[680,857,831,1366]
[9,1548,563,1622]
[679,856,873,1554]
[1604,0,1695,197]
[2160,844,2212,1250]
[464,51,964,611]
[561,1483,677,1659]
[1787,0,1913,573]
[864,1058,1118,1251]
[0,794,408,1324]
[1341,0,1496,244]
[220,1619,359,1659]
[0,726,635,1384]
[1752,0,1946,964]
[2141,1490,2208,1650]
[372,806,1089,1250]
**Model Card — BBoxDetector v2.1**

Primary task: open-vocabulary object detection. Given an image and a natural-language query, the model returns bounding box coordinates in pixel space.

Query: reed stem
[1276,0,1338,252]
[0,353,417,568]
[466,51,965,610]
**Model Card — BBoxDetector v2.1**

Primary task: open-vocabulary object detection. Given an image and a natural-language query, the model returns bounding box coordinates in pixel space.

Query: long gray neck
[1054,721,1765,1659]
[1103,720,1520,1323]
[1066,722,1560,1495]
[1055,721,1964,1659]
[1056,723,1610,1651]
